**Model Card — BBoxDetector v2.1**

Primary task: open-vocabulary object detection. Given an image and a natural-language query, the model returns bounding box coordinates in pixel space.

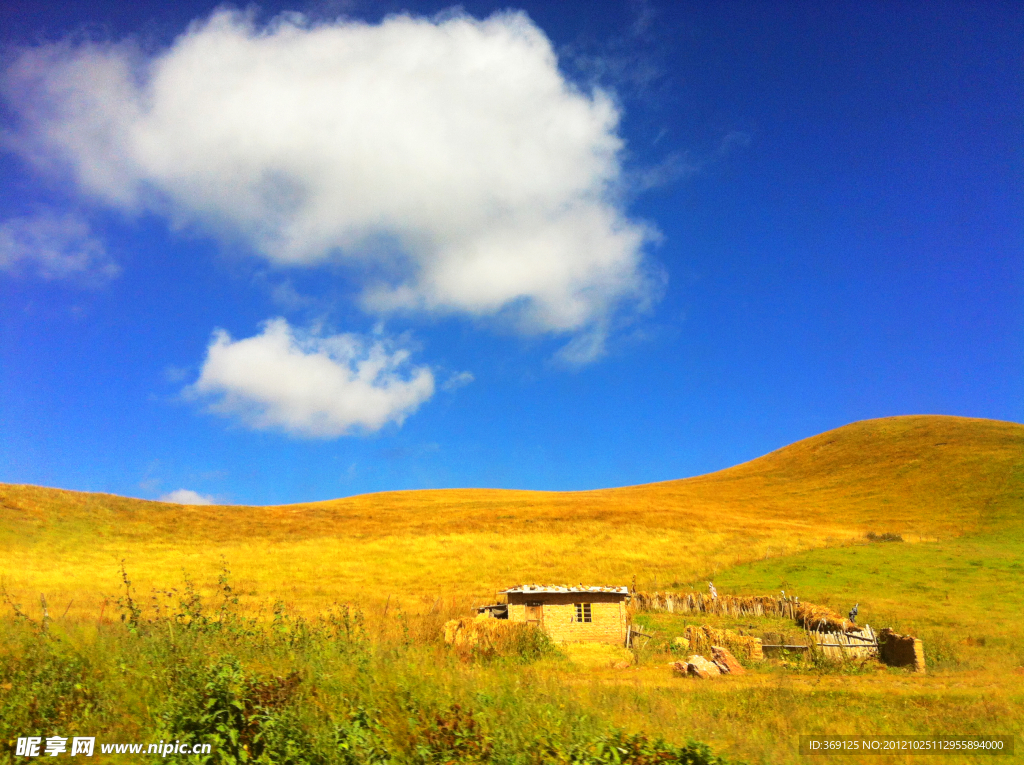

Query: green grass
[709,528,1024,672]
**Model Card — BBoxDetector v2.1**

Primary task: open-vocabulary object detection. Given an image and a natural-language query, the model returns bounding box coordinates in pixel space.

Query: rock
[711,645,746,675]
[686,655,721,679]
[670,661,689,676]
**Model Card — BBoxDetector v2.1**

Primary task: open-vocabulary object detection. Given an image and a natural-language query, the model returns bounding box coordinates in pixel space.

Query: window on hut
[574,603,592,623]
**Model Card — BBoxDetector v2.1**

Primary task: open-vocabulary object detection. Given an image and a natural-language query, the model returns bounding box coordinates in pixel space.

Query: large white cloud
[188,318,434,437]
[2,9,655,354]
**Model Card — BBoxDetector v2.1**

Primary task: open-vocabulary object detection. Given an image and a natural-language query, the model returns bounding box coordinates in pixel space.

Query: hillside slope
[1,415,1021,617]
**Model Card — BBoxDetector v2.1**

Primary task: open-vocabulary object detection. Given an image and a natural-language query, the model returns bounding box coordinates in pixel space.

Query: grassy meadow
[1,414,1023,763]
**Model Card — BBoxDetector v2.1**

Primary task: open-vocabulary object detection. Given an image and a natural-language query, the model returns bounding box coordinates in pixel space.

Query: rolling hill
[1,414,1021,623]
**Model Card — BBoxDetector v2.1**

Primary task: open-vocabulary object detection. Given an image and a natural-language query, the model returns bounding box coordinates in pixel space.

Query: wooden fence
[632,591,860,633]
[633,591,800,623]
[633,591,932,666]
[633,590,881,659]
[807,624,877,659]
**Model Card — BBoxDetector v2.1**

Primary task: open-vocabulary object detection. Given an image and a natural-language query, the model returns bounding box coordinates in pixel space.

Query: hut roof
[501,584,628,594]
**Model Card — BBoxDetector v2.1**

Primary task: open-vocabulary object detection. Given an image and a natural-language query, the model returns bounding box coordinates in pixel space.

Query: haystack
[794,602,857,633]
[443,614,518,651]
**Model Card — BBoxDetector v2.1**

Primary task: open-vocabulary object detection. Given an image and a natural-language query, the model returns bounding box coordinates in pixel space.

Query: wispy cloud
[560,0,667,101]
[441,371,475,391]
[553,325,610,366]
[0,210,118,283]
[626,131,752,193]
[3,9,658,356]
[187,318,434,438]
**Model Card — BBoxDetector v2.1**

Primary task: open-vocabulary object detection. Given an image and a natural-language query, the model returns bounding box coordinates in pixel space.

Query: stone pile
[671,646,746,679]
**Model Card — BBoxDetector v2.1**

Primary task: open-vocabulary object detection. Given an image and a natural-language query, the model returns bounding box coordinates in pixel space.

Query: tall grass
[0,568,738,765]
[2,562,1021,764]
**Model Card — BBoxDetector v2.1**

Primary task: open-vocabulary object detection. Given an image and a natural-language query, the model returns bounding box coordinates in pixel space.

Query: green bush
[332,707,389,765]
[157,655,317,764]
[531,729,742,764]
[492,623,558,663]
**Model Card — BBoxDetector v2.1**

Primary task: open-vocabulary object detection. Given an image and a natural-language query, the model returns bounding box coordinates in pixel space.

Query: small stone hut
[503,585,629,645]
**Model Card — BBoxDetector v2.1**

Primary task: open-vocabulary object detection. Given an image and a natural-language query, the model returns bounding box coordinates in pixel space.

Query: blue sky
[1,1,1020,505]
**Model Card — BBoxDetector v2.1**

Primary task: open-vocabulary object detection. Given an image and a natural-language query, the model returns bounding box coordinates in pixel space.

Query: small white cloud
[0,210,118,283]
[3,9,657,353]
[159,488,216,505]
[441,371,474,391]
[187,317,435,438]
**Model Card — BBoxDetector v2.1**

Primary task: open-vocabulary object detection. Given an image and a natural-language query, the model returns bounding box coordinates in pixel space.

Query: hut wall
[506,592,626,645]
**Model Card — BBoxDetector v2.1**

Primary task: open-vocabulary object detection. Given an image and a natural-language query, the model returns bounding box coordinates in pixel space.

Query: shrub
[332,707,389,765]
[865,532,904,542]
[531,728,742,764]
[157,655,317,764]
[409,704,493,764]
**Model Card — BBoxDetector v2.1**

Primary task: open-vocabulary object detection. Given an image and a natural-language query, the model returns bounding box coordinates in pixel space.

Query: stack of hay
[675,625,764,662]
[443,614,518,653]
[794,602,856,633]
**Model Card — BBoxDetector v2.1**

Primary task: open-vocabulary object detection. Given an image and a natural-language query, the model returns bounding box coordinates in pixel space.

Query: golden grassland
[2,414,1023,763]
[2,414,1020,623]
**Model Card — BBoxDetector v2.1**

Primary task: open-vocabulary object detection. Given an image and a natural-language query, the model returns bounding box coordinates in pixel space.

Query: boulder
[711,645,746,675]
[686,654,721,679]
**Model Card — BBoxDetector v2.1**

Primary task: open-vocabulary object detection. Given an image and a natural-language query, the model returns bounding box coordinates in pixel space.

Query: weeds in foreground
[0,623,97,740]
[0,568,742,765]
[157,655,313,764]
[529,731,735,765]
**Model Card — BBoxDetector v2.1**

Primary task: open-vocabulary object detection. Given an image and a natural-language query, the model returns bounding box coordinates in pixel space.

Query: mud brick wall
[879,628,926,673]
[507,592,626,645]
